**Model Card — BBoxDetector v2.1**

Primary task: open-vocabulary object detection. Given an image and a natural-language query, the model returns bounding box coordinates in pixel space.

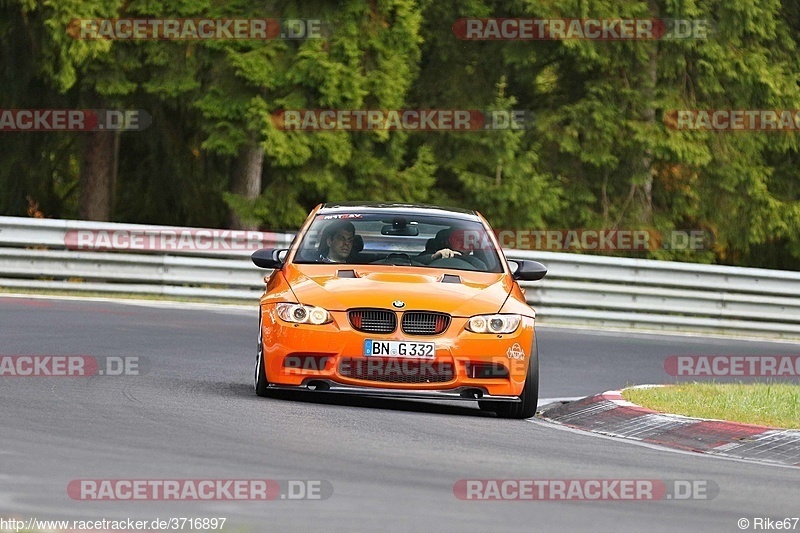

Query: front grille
[348,309,396,334]
[401,312,451,335]
[338,358,454,384]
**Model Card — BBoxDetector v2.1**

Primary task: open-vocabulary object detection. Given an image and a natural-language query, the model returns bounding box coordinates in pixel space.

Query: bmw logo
[392,300,406,309]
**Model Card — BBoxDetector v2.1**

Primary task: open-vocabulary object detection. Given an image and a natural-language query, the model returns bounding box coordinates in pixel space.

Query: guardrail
[1,216,799,339]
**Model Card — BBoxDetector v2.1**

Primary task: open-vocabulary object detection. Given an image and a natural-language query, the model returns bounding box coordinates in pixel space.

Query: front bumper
[261,308,536,398]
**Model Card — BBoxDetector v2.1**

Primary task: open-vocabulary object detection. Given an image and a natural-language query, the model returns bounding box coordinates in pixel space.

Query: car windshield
[294,213,504,273]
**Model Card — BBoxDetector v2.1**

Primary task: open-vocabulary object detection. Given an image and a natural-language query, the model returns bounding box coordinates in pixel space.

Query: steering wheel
[428,255,487,271]
[459,254,487,270]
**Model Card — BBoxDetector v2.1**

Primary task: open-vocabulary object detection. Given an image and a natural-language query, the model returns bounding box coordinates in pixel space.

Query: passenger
[318,221,356,263]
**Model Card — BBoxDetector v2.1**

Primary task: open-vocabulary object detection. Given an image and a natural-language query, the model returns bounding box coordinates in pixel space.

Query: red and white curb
[539,387,800,467]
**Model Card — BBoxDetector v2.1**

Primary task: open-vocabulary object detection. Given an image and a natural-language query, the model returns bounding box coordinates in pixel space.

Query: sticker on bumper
[507,343,525,360]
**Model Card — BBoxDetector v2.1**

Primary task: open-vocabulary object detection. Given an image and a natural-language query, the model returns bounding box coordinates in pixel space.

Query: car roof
[318,202,479,221]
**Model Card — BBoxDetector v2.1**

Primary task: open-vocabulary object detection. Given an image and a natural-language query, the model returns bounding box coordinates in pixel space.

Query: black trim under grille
[401,311,451,335]
[348,308,396,334]
[338,358,454,384]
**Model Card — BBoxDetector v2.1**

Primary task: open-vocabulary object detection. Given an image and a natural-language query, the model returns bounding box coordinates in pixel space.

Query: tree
[192,0,430,229]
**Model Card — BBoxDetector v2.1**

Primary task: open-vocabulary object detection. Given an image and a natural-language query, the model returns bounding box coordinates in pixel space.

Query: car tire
[254,311,271,397]
[479,338,539,419]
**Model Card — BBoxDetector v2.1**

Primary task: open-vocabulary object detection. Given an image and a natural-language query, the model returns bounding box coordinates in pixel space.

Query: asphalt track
[1,295,798,532]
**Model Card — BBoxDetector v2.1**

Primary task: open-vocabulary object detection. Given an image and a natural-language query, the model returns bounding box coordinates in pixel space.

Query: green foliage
[2,0,800,269]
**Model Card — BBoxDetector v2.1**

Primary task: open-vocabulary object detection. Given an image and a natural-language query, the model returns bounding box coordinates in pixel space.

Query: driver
[417,228,488,269]
[319,221,356,263]
[417,229,462,264]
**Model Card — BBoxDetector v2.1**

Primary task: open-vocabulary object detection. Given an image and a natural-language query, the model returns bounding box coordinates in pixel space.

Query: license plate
[364,340,435,358]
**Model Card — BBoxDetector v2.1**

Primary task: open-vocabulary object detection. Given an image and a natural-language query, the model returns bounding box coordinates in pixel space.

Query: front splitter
[267,380,521,402]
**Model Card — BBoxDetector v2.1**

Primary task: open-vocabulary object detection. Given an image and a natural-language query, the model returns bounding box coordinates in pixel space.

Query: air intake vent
[441,274,461,283]
[401,312,451,335]
[348,309,396,334]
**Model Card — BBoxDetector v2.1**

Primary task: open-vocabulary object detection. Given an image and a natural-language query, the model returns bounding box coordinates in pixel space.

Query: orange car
[251,203,547,418]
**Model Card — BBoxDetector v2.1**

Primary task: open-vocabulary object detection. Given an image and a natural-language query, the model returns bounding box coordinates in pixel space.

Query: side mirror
[252,248,288,269]
[509,259,547,281]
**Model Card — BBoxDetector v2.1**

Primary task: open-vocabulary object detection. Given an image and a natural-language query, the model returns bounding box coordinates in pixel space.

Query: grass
[622,382,800,429]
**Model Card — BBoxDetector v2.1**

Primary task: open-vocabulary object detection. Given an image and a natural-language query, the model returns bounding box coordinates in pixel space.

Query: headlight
[276,303,332,325]
[466,314,521,334]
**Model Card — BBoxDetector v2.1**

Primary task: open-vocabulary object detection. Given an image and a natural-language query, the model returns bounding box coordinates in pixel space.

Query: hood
[284,264,512,317]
